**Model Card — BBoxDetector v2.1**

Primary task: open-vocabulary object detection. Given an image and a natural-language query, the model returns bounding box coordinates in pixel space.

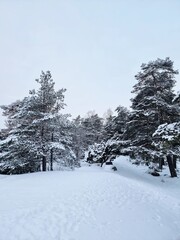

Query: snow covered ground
[0,156,180,240]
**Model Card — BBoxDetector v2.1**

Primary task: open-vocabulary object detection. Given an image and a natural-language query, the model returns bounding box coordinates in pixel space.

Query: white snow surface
[0,156,180,240]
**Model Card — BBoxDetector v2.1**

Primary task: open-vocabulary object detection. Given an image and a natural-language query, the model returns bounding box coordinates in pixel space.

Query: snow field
[0,158,180,240]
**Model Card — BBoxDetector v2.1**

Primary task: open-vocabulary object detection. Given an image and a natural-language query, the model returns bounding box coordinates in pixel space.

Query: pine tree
[87,106,130,166]
[153,92,180,176]
[0,71,75,174]
[112,106,130,140]
[124,58,179,162]
[103,114,115,141]
[81,113,104,147]
[0,97,40,173]
[71,115,86,163]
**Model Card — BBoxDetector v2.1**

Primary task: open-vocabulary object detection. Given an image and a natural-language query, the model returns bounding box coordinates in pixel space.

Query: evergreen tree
[71,113,104,165]
[124,58,178,161]
[87,106,130,165]
[0,71,75,174]
[71,115,86,163]
[112,106,130,139]
[0,97,40,173]
[81,113,104,147]
[103,114,115,141]
[152,92,180,176]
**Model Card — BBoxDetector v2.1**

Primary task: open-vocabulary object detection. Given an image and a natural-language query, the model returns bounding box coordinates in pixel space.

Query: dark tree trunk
[50,133,54,171]
[100,160,105,167]
[100,147,111,167]
[162,157,165,166]
[41,125,46,172]
[50,149,53,171]
[159,157,164,170]
[167,155,177,177]
[42,156,46,171]
[172,155,177,169]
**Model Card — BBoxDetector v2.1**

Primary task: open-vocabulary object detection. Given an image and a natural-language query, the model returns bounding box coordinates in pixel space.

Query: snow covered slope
[0,158,180,240]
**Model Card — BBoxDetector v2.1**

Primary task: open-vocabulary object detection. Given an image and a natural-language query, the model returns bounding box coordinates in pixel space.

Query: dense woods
[0,58,180,177]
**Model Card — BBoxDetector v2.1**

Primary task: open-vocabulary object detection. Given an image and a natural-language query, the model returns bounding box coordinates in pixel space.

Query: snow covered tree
[71,115,86,163]
[153,122,179,177]
[81,113,104,147]
[29,71,68,171]
[103,106,130,141]
[71,113,104,165]
[103,108,113,125]
[46,113,76,171]
[153,92,180,176]
[0,97,40,173]
[0,71,75,174]
[111,106,130,139]
[124,58,179,162]
[87,142,106,164]
[87,106,130,166]
[103,114,115,141]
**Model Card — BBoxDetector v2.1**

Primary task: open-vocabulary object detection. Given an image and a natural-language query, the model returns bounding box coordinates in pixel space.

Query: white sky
[0,0,180,128]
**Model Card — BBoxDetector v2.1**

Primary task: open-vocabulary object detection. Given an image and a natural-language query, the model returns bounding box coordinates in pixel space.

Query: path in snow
[0,162,180,240]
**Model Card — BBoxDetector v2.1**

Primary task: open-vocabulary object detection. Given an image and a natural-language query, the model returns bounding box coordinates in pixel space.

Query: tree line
[0,57,180,176]
[88,57,180,177]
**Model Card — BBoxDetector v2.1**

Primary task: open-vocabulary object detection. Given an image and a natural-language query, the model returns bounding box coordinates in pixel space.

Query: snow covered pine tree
[0,71,75,174]
[153,92,180,177]
[124,58,178,165]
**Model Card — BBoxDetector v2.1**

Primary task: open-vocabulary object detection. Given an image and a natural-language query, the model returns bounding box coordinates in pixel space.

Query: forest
[0,57,179,177]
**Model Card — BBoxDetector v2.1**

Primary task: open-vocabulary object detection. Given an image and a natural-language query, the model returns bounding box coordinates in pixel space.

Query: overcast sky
[0,0,180,128]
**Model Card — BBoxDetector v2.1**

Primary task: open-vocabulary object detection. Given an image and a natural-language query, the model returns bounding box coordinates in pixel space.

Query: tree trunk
[172,155,177,169]
[167,155,177,177]
[50,149,53,171]
[159,157,164,170]
[41,125,46,171]
[50,133,54,171]
[42,156,46,171]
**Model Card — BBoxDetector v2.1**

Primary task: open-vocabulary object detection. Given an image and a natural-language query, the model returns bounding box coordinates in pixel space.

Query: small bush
[151,171,160,177]
[112,166,117,171]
